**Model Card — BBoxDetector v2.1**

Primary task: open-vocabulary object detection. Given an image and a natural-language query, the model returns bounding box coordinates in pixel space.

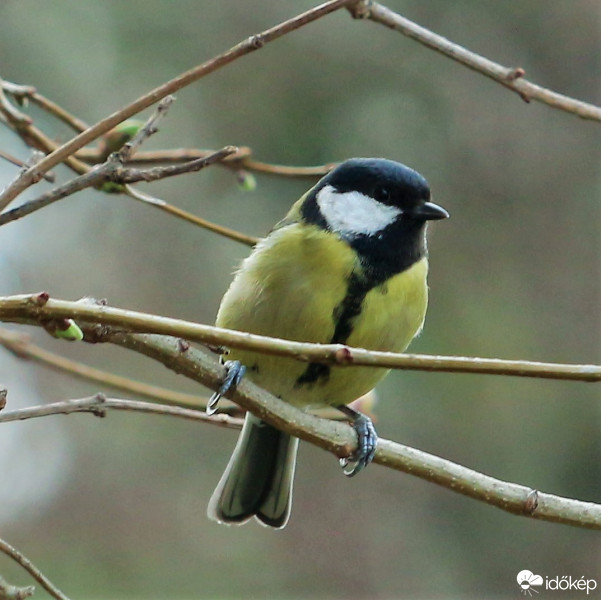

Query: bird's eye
[374,186,391,202]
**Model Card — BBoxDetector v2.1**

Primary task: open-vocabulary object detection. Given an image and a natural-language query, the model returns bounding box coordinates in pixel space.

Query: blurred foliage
[0,1,599,598]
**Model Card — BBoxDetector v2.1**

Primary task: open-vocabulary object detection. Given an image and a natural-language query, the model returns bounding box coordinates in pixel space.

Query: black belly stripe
[293,218,428,389]
[295,272,372,387]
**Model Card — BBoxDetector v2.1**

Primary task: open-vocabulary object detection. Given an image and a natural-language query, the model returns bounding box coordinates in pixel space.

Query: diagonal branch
[2,80,90,133]
[0,538,71,600]
[6,329,598,530]
[0,328,226,411]
[0,0,357,211]
[124,185,259,246]
[0,150,55,183]
[91,333,601,530]
[1,314,599,528]
[0,95,256,245]
[0,146,237,228]
[349,1,601,122]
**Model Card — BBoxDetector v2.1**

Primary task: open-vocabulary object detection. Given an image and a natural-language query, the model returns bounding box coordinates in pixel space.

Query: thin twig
[1,294,598,383]
[0,150,55,183]
[79,147,334,178]
[0,146,238,228]
[0,393,243,429]
[0,0,356,211]
[0,76,31,125]
[2,79,90,132]
[0,166,107,226]
[124,186,259,246]
[116,96,175,162]
[0,81,37,101]
[0,575,35,600]
[350,1,601,121]
[240,157,335,178]
[117,146,239,184]
[0,537,72,600]
[0,328,226,411]
[30,92,90,133]
[0,117,90,175]
[0,78,89,175]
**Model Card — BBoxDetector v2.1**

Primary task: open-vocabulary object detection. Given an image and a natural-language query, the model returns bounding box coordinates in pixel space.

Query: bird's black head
[324,158,431,212]
[301,158,449,283]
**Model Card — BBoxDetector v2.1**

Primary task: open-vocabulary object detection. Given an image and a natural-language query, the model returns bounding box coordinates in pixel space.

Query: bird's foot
[207,360,246,415]
[337,405,378,477]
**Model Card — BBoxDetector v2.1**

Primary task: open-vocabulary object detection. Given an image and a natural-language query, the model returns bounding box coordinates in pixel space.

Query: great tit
[207,157,448,528]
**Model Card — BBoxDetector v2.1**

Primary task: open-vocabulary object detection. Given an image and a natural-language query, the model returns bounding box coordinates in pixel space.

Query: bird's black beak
[412,200,449,221]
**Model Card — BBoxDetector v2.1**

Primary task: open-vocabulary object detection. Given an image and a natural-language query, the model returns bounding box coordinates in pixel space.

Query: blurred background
[0,1,600,598]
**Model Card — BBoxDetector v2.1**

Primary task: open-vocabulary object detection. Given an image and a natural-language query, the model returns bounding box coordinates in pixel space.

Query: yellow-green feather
[216,222,429,409]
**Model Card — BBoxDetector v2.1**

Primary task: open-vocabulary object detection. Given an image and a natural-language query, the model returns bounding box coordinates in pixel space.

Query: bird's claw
[207,360,246,415]
[339,410,378,477]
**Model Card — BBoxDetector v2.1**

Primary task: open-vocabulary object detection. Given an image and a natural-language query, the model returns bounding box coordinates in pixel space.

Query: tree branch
[0,393,243,430]
[0,327,233,411]
[0,538,71,600]
[78,146,334,179]
[349,1,601,122]
[0,95,256,246]
[0,293,598,382]
[123,185,259,246]
[4,329,598,530]
[0,150,55,183]
[0,146,238,228]
[0,0,356,211]
[0,78,90,176]
[92,332,601,530]
[2,80,90,133]
[0,575,35,600]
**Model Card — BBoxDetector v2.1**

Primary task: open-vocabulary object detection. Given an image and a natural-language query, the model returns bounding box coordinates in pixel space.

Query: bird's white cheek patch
[316,185,401,236]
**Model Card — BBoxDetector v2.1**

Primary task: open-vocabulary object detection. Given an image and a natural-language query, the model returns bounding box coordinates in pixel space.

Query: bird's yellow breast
[216,223,429,408]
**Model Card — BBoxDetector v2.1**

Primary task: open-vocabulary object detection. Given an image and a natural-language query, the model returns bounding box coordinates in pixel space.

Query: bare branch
[76,145,334,179]
[0,165,109,227]
[0,99,254,244]
[117,146,239,184]
[115,96,174,162]
[0,78,89,176]
[0,393,243,430]
[2,80,333,182]
[0,576,35,600]
[2,324,599,529]
[74,331,601,529]
[0,538,71,600]
[0,76,31,125]
[2,79,90,133]
[0,0,356,211]
[0,150,55,183]
[0,146,238,228]
[0,328,230,411]
[33,95,90,134]
[0,294,598,383]
[238,156,335,178]
[124,186,259,246]
[349,1,601,122]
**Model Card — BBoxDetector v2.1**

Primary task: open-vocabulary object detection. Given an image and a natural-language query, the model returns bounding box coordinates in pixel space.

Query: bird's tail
[207,412,299,529]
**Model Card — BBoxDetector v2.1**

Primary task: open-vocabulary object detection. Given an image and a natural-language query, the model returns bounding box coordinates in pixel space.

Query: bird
[207,157,448,528]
